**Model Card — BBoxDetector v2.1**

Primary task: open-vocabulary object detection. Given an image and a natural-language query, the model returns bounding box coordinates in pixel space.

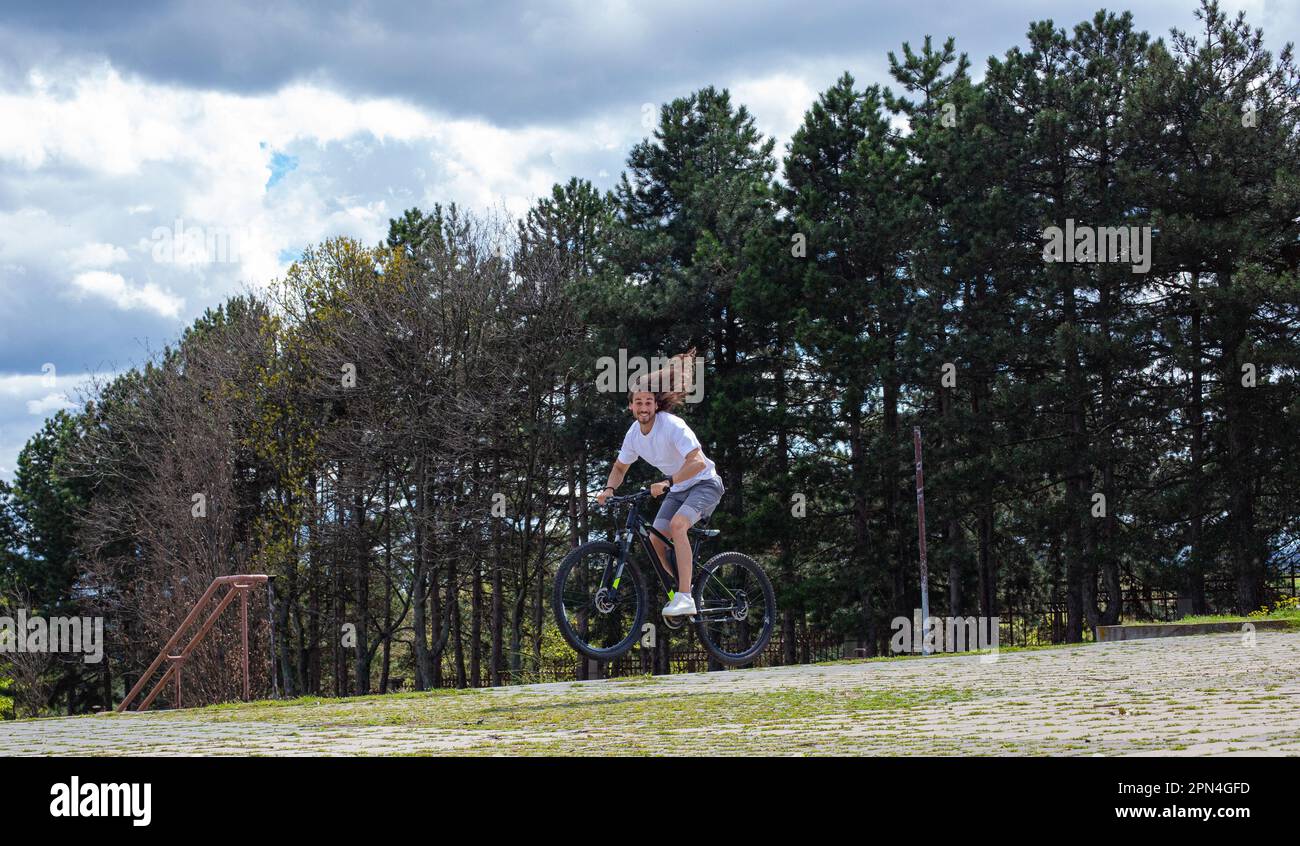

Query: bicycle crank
[661,611,686,630]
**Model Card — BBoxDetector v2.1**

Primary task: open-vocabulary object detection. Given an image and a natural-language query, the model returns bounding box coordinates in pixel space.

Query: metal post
[118,575,272,712]
[173,658,182,709]
[913,426,931,655]
[116,577,225,712]
[240,586,250,701]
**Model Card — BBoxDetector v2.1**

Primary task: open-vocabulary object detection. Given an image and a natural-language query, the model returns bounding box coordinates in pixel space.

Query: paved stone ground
[3,631,1298,756]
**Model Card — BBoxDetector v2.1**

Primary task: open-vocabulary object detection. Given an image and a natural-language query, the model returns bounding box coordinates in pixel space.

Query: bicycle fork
[602,529,634,602]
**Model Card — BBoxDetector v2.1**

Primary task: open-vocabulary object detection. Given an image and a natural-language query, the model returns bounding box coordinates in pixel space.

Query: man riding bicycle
[594,349,724,617]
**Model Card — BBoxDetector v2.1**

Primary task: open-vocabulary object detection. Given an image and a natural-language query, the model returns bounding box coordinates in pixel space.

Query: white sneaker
[662,591,696,616]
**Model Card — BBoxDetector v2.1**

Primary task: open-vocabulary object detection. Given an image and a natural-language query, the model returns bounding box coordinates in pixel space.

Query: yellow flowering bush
[1247,595,1300,619]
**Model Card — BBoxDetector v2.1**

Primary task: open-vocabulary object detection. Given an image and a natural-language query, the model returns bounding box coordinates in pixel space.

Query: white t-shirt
[617,411,720,491]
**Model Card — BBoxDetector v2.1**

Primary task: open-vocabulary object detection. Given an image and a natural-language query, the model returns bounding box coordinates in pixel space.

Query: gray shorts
[653,478,724,532]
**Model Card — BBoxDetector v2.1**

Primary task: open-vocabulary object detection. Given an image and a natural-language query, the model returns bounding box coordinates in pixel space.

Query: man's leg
[649,533,674,581]
[668,481,723,594]
[651,490,686,585]
[668,513,694,593]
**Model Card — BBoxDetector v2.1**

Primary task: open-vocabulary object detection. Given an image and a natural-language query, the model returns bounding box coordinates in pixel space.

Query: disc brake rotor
[730,589,749,621]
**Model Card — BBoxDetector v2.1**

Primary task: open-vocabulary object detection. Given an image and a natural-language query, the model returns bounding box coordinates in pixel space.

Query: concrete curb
[1095,619,1296,641]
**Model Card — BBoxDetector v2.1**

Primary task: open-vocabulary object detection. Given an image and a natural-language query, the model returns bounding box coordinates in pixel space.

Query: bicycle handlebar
[594,488,652,507]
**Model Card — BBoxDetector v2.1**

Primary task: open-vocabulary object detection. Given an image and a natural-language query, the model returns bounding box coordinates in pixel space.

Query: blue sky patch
[266,151,299,188]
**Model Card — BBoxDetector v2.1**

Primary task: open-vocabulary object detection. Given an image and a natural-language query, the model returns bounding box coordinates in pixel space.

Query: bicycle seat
[689,524,720,537]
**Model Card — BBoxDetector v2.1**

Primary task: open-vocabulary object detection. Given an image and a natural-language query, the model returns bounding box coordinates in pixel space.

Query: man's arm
[596,460,631,504]
[674,447,706,483]
[650,447,706,497]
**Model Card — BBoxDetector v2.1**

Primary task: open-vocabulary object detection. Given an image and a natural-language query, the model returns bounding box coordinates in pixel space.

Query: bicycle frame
[600,495,735,623]
[617,507,704,598]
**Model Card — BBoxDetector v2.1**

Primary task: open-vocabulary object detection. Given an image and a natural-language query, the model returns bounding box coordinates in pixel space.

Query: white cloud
[25,392,75,415]
[64,241,129,269]
[0,63,647,300]
[0,373,54,399]
[0,371,117,400]
[730,72,819,152]
[0,371,109,483]
[69,270,185,318]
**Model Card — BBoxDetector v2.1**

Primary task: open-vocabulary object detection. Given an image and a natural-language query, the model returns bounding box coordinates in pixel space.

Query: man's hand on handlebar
[595,486,614,506]
[650,480,671,498]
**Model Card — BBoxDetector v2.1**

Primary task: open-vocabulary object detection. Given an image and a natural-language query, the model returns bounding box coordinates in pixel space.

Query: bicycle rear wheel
[692,551,776,666]
[553,541,648,661]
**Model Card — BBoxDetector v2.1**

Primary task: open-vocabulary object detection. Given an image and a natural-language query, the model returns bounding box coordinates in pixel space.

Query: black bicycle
[552,488,776,666]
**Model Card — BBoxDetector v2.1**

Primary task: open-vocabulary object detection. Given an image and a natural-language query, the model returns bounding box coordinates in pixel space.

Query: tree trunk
[1222,279,1263,613]
[412,458,431,690]
[1185,277,1208,614]
[471,562,482,688]
[352,482,370,696]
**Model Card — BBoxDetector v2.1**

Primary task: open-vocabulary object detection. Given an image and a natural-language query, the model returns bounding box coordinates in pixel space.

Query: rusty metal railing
[116,574,271,712]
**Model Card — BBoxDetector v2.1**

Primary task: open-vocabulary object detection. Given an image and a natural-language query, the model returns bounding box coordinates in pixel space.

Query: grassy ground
[3,629,1299,756]
[1123,602,1300,627]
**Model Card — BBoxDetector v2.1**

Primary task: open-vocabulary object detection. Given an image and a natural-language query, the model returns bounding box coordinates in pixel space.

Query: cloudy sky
[0,0,1294,479]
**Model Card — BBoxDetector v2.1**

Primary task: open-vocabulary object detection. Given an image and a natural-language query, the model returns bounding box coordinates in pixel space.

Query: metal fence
[412,633,844,688]
[403,570,1300,689]
[996,573,1298,648]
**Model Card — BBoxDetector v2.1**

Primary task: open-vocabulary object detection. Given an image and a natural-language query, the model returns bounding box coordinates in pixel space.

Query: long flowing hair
[628,347,697,413]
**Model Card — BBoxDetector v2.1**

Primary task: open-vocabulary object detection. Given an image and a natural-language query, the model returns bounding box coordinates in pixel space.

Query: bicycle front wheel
[552,540,648,661]
[693,551,776,666]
